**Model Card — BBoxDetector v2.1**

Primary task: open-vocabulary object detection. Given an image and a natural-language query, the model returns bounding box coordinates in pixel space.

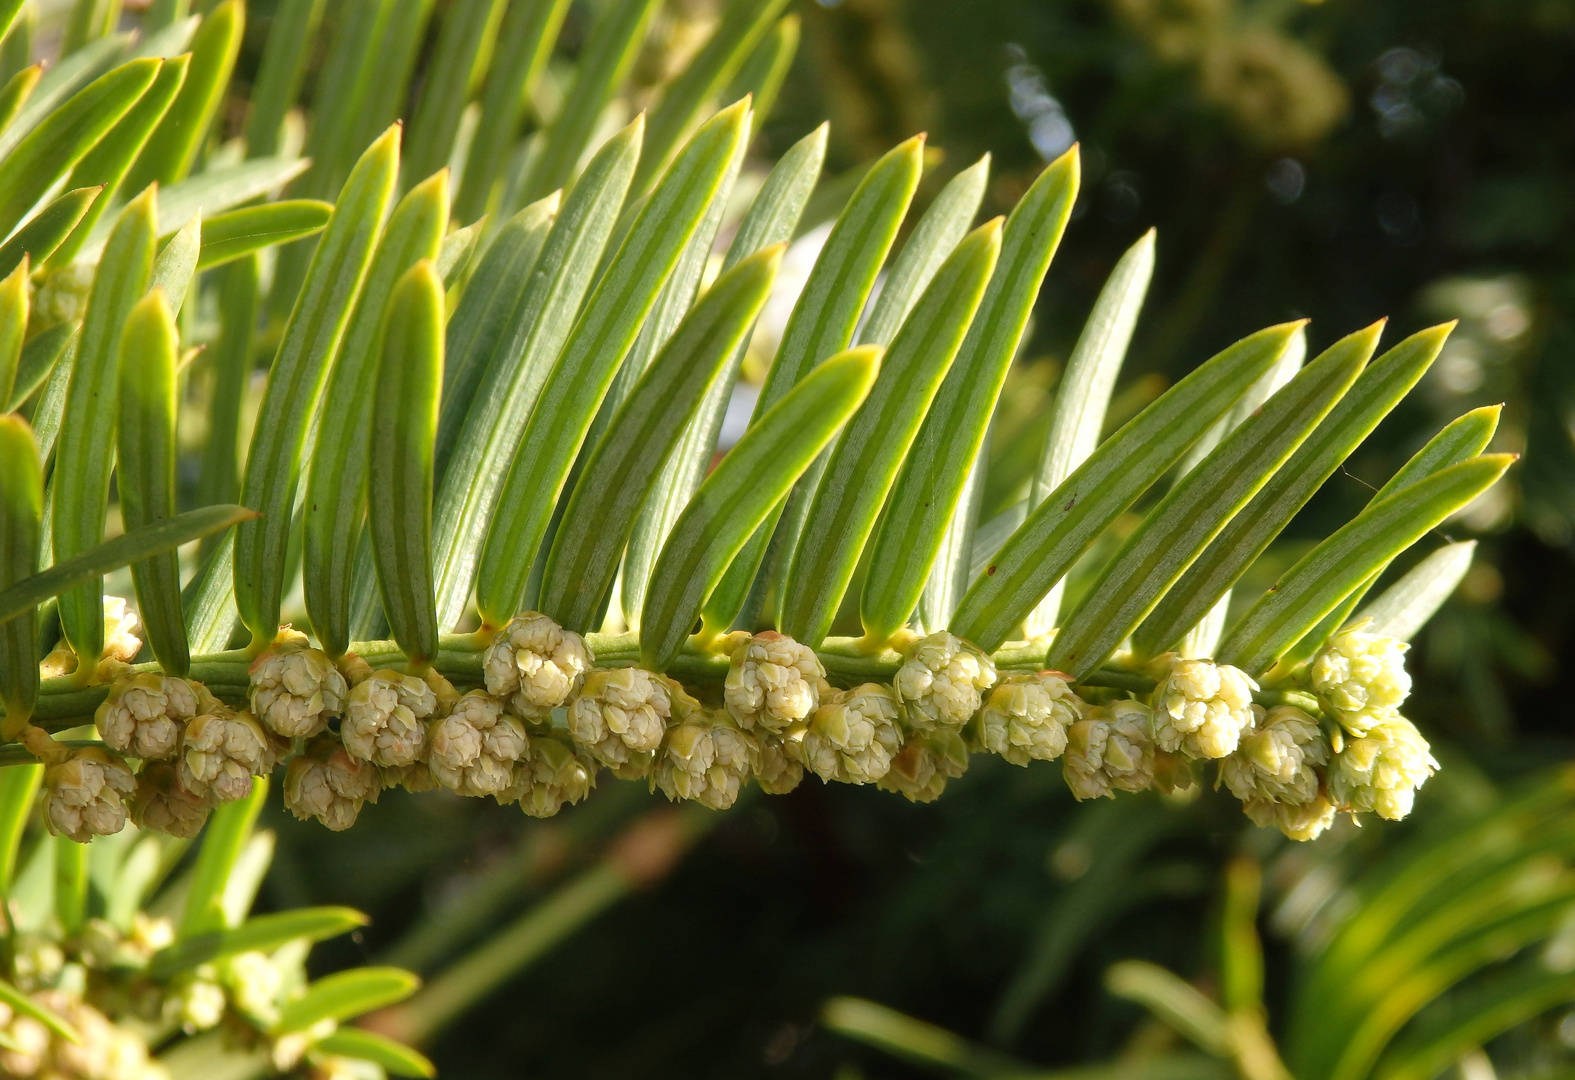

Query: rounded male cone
[482,611,593,719]
[1220,704,1329,807]
[1243,792,1337,841]
[0,1003,50,1077]
[95,672,199,760]
[800,683,903,784]
[499,731,596,818]
[342,670,440,768]
[129,761,212,839]
[167,971,226,1031]
[724,631,827,734]
[566,667,671,774]
[381,761,440,793]
[44,746,137,841]
[1062,699,1156,800]
[179,690,276,803]
[248,630,348,739]
[80,911,174,971]
[428,690,528,797]
[224,950,284,1025]
[892,632,996,733]
[752,731,805,794]
[284,736,381,831]
[42,989,162,1080]
[877,729,968,803]
[654,701,755,811]
[1310,620,1412,736]
[1328,714,1437,820]
[976,671,1083,766]
[1150,656,1257,759]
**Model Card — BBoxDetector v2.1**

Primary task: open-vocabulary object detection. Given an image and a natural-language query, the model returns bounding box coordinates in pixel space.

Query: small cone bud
[38,597,137,679]
[178,692,275,803]
[566,667,671,773]
[800,682,903,784]
[101,595,143,664]
[499,731,596,818]
[248,630,348,739]
[0,1011,49,1076]
[1310,620,1411,736]
[382,761,440,793]
[723,631,827,734]
[283,735,381,831]
[11,933,64,989]
[25,989,161,1080]
[1150,656,1257,759]
[43,746,136,842]
[752,731,805,794]
[877,728,968,803]
[343,670,442,767]
[1243,793,1337,841]
[1328,714,1436,820]
[1152,749,1199,795]
[975,671,1083,766]
[167,972,226,1031]
[482,612,593,719]
[128,761,213,839]
[893,632,996,733]
[95,672,200,760]
[1220,705,1329,808]
[1062,700,1156,800]
[654,693,755,810]
[223,950,283,1025]
[427,690,528,796]
[82,912,174,970]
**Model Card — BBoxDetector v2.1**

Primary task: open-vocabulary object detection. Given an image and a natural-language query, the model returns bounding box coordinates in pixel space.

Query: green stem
[8,632,1317,731]
[0,739,97,765]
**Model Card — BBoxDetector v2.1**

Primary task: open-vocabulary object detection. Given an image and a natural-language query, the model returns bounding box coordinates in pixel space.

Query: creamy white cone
[499,732,596,818]
[284,736,381,831]
[427,690,528,796]
[976,671,1083,766]
[724,631,826,734]
[1151,656,1257,759]
[248,632,348,739]
[1220,704,1329,807]
[893,632,996,733]
[129,762,212,839]
[800,683,903,784]
[566,667,671,772]
[1310,621,1412,736]
[482,612,593,719]
[95,672,199,760]
[655,703,755,810]
[179,697,275,804]
[1329,714,1437,820]
[342,670,440,767]
[1062,700,1155,800]
[44,747,136,842]
[877,729,968,803]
